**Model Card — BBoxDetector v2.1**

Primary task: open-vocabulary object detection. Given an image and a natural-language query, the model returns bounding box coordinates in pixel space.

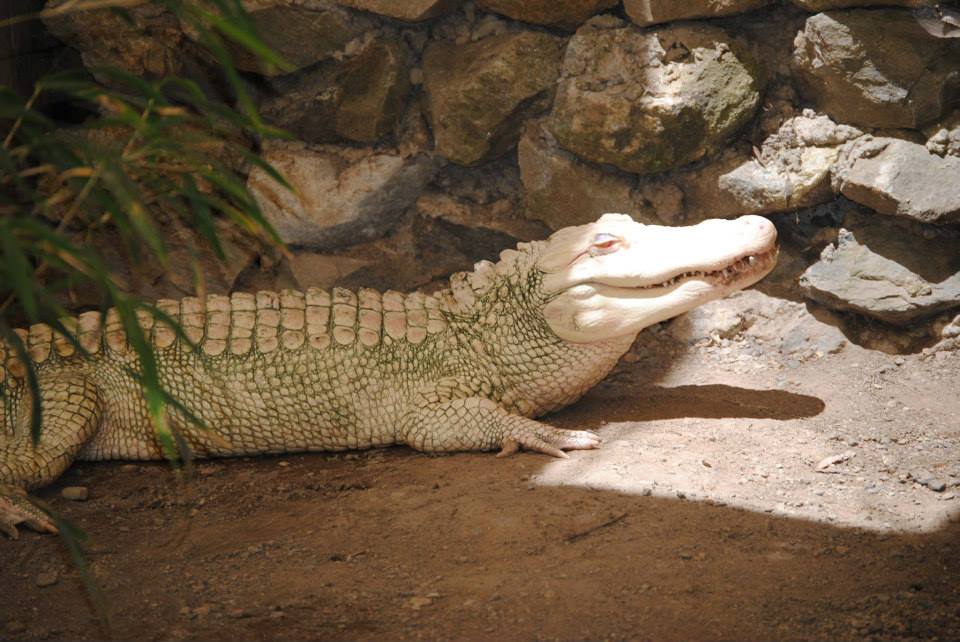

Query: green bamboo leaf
[181,175,225,260]
[0,225,39,319]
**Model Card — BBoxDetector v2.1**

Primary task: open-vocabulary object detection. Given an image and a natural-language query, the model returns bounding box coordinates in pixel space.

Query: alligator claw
[499,425,602,458]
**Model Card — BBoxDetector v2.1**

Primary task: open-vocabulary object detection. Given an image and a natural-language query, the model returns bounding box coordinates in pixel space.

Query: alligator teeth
[747,255,757,265]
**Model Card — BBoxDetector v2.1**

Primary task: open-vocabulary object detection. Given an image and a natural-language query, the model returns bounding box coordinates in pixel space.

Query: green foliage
[0,0,290,458]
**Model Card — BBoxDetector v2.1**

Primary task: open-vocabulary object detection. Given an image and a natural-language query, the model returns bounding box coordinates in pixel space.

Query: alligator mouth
[634,245,779,290]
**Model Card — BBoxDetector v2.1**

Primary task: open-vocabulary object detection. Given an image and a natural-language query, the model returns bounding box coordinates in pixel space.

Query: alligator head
[538,213,778,343]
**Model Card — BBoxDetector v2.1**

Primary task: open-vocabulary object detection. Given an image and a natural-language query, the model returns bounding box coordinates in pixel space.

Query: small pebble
[36,571,58,587]
[61,486,88,501]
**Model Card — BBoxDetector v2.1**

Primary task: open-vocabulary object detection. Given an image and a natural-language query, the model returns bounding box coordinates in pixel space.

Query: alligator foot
[0,486,57,539]
[498,422,602,459]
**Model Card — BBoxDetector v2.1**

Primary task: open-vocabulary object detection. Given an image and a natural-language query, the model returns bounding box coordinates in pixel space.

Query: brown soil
[2,321,959,641]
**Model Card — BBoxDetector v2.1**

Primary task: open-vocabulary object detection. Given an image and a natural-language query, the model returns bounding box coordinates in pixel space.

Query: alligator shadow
[557,384,825,425]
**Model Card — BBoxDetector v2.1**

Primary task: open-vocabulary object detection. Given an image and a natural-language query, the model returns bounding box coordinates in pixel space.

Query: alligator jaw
[628,245,779,292]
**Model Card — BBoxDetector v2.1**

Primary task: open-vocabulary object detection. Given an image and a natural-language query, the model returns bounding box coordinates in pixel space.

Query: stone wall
[42,0,960,351]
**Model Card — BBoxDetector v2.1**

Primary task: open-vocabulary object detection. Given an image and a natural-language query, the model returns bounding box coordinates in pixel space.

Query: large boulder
[792,9,960,129]
[800,213,960,325]
[475,0,618,30]
[624,0,773,27]
[247,141,439,250]
[334,0,459,21]
[43,0,183,80]
[549,19,761,175]
[518,120,653,230]
[719,111,862,215]
[423,31,564,166]
[832,137,960,225]
[259,38,410,144]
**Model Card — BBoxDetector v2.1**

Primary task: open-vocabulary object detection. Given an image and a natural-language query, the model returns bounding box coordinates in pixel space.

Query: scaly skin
[0,214,778,537]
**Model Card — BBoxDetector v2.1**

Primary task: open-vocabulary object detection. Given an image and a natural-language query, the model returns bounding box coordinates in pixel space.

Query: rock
[36,571,59,587]
[286,253,376,291]
[912,5,960,39]
[423,31,564,166]
[669,305,748,343]
[335,0,459,21]
[412,159,549,280]
[800,220,960,325]
[909,469,948,492]
[672,289,847,357]
[258,65,342,144]
[792,9,960,129]
[518,120,654,230]
[832,137,960,225]
[638,147,751,224]
[43,0,183,81]
[779,313,847,357]
[261,37,411,144]
[248,141,438,250]
[790,0,935,9]
[335,40,411,142]
[816,450,856,471]
[925,112,960,157]
[221,2,374,76]
[719,111,862,215]
[624,0,773,27]
[550,21,761,175]
[475,0,618,30]
[61,486,89,501]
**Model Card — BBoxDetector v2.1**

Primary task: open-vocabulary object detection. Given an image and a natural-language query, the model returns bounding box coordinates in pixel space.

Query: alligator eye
[588,233,621,257]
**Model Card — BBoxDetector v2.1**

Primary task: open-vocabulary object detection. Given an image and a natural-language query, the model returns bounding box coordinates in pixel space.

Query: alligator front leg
[400,397,601,458]
[1,376,102,538]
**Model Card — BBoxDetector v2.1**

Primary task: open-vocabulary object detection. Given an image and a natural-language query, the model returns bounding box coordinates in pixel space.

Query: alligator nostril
[741,215,776,237]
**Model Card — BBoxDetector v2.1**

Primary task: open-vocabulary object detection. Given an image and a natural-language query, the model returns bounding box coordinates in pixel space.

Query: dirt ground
[2,294,959,641]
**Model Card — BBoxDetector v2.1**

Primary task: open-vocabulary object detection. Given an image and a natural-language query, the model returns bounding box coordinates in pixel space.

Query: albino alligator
[0,213,777,537]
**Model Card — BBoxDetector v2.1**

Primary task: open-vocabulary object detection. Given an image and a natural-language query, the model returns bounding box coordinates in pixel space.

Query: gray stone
[792,9,960,129]
[423,31,564,166]
[625,0,773,27]
[518,120,654,230]
[248,141,439,250]
[550,21,761,175]
[335,0,459,21]
[800,220,960,325]
[909,469,948,492]
[676,289,848,358]
[475,0,618,30]
[669,305,749,344]
[719,111,862,215]
[833,137,960,225]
